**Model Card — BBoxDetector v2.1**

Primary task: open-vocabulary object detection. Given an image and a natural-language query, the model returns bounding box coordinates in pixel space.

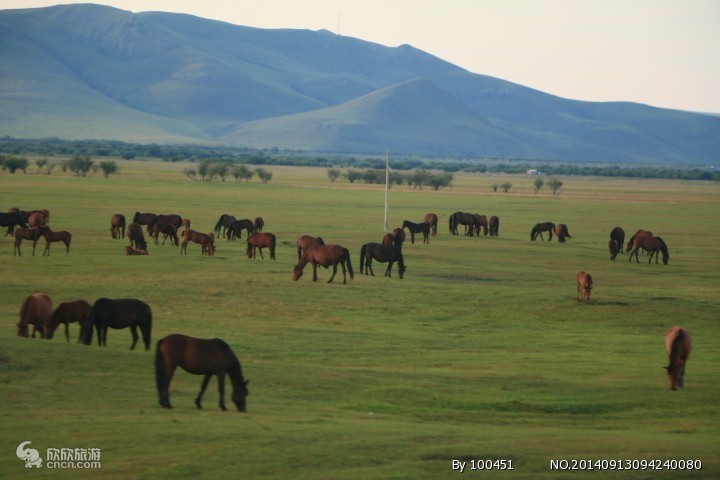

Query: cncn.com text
[47,461,101,469]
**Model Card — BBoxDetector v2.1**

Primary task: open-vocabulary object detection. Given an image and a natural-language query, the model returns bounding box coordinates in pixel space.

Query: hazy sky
[2,0,719,112]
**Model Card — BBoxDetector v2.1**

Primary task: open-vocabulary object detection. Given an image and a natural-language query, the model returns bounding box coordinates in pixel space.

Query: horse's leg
[217,373,228,411]
[129,324,139,350]
[258,247,264,259]
[64,321,70,342]
[312,262,318,282]
[43,241,50,256]
[65,239,70,255]
[410,232,415,244]
[195,374,212,409]
[367,256,375,276]
[161,366,176,409]
[32,239,38,256]
[340,261,347,284]
[385,261,393,277]
[327,263,337,283]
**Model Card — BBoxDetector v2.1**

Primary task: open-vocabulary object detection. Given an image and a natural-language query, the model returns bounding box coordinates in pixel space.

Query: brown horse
[297,235,325,261]
[473,214,489,236]
[213,214,236,238]
[38,226,72,255]
[360,243,406,279]
[125,245,149,255]
[665,326,692,390]
[488,215,500,236]
[181,229,215,255]
[531,222,556,241]
[609,226,625,255]
[626,229,649,254]
[152,223,179,246]
[28,211,47,228]
[126,222,148,251]
[182,218,191,232]
[449,212,476,236]
[402,220,430,244]
[110,214,126,239]
[246,232,276,260]
[81,298,152,350]
[555,224,572,243]
[294,244,354,284]
[576,271,593,303]
[133,212,157,230]
[155,334,249,411]
[48,299,92,342]
[17,293,53,338]
[392,228,406,248]
[254,217,265,231]
[608,239,620,261]
[13,227,41,256]
[629,231,669,265]
[228,219,255,240]
[424,213,438,236]
[151,214,183,234]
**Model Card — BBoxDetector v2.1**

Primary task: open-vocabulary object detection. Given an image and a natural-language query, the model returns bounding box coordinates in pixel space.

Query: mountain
[1,3,718,164]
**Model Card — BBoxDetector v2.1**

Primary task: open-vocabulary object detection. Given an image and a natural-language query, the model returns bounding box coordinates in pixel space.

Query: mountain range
[1,3,718,165]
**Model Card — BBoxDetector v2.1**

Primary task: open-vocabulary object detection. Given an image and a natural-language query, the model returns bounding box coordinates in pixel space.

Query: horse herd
[1,208,72,256]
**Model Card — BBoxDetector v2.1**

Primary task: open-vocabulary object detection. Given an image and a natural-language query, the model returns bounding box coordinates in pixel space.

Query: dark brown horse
[152,223,179,246]
[424,213,438,236]
[48,299,92,342]
[629,231,669,265]
[555,224,572,243]
[228,219,255,240]
[576,271,593,303]
[38,226,72,255]
[531,222,556,241]
[294,244,354,284]
[666,326,692,390]
[181,229,215,255]
[17,293,53,338]
[0,211,28,236]
[608,239,620,261]
[81,298,152,350]
[360,243,406,279]
[213,214,236,239]
[297,235,325,261]
[254,217,265,231]
[133,212,157,230]
[626,229,649,254]
[402,220,430,244]
[10,208,50,223]
[13,227,41,256]
[473,214,489,236]
[488,215,500,236]
[110,214,126,239]
[155,334,249,411]
[126,222,148,251]
[383,229,405,249]
[449,212,476,236]
[27,211,47,228]
[246,232,276,260]
[610,226,625,255]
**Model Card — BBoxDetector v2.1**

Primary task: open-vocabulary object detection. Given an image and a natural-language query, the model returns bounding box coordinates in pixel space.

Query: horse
[402,220,430,244]
[246,232,276,260]
[254,217,264,231]
[473,214,489,236]
[125,245,149,255]
[555,224,572,243]
[629,231,669,265]
[110,214,126,239]
[155,334,249,411]
[228,219,255,240]
[149,214,182,235]
[38,226,72,255]
[132,212,157,230]
[488,215,500,236]
[610,226,625,255]
[449,212,476,236]
[48,299,92,342]
[17,293,53,338]
[382,233,394,247]
[576,271,593,303]
[181,229,215,255]
[424,213,438,236]
[0,211,28,236]
[392,228,406,248]
[626,229,649,254]
[294,244,354,284]
[213,214,236,239]
[665,326,692,390]
[360,243,406,279]
[182,218,191,232]
[531,222,556,241]
[152,223,179,246]
[81,298,152,351]
[13,227,41,256]
[297,235,325,261]
[608,239,620,261]
[11,208,50,224]
[126,222,148,251]
[27,211,47,228]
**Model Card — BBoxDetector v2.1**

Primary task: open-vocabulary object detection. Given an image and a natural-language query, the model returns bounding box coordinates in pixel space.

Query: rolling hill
[1,3,718,164]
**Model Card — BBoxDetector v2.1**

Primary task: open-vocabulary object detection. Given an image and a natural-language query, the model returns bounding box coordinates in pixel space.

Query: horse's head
[665,364,684,390]
[16,323,29,337]
[397,264,406,279]
[232,380,250,412]
[608,240,618,260]
[292,264,303,281]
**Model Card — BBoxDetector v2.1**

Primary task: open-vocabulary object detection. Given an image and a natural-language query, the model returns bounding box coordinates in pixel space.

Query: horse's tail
[141,303,153,351]
[155,338,166,398]
[270,234,276,260]
[564,225,572,238]
[448,214,454,234]
[120,216,126,238]
[359,244,366,273]
[344,248,354,279]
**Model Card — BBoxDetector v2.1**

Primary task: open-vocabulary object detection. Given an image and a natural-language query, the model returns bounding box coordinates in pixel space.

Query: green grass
[1,161,719,479]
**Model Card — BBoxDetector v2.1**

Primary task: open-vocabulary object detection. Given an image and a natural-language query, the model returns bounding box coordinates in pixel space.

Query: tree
[232,164,253,182]
[35,159,48,174]
[184,167,197,179]
[198,160,211,181]
[344,170,362,183]
[4,156,29,173]
[327,168,341,182]
[99,160,118,178]
[491,183,499,193]
[67,154,94,177]
[410,169,431,190]
[427,172,453,191]
[547,177,563,194]
[210,163,229,182]
[533,177,544,193]
[255,168,273,184]
[501,182,512,193]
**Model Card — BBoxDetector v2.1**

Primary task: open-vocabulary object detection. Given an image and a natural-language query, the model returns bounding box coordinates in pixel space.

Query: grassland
[1,160,718,479]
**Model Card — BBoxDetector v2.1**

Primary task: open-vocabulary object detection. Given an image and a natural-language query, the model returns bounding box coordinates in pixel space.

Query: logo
[16,441,42,468]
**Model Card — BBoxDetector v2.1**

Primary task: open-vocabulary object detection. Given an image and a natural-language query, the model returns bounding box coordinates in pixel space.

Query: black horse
[82,298,152,350]
[402,220,430,244]
[213,214,236,239]
[610,227,625,255]
[359,243,406,278]
[449,212,476,236]
[0,211,28,236]
[531,222,556,241]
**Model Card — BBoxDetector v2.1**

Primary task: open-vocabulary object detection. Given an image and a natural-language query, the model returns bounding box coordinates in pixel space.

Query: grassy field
[1,160,718,479]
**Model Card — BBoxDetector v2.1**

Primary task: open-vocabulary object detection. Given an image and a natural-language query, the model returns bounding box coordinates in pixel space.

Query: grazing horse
[48,299,92,342]
[213,214,236,239]
[17,293,53,338]
[555,224,572,243]
[246,232,276,260]
[228,219,255,240]
[254,217,265,232]
[132,212,157,231]
[0,211,28,236]
[155,334,249,411]
[629,231,669,265]
[608,239,620,261]
[38,226,72,255]
[473,214,489,236]
[13,227,41,256]
[181,229,215,255]
[449,212,476,236]
[576,271,593,303]
[360,243,406,279]
[665,326,692,390]
[149,214,183,235]
[609,226,625,255]
[626,229,649,254]
[82,298,152,351]
[392,228,406,248]
[125,245,149,255]
[294,244,354,284]
[488,216,500,237]
[297,235,325,261]
[402,220,430,244]
[110,214,126,239]
[424,213,438,236]
[126,222,148,251]
[152,223,179,246]
[531,222,556,241]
